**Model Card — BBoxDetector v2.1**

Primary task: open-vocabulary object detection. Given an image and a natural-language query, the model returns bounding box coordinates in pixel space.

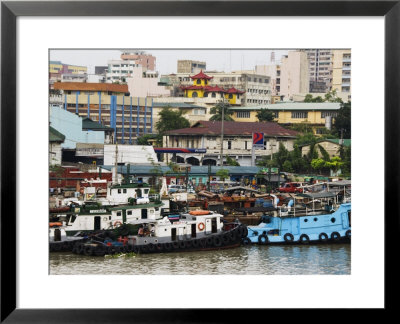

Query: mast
[112,142,119,184]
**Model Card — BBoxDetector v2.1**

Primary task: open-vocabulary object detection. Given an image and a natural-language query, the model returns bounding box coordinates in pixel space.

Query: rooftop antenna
[270,51,276,64]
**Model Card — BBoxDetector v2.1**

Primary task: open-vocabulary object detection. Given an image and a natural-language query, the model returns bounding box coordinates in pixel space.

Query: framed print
[1,0,398,322]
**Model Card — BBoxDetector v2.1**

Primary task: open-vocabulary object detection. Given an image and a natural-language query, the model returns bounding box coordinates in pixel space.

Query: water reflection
[50,244,351,275]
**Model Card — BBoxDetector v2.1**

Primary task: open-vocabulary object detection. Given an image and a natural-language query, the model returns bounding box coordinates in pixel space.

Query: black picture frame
[1,0,398,322]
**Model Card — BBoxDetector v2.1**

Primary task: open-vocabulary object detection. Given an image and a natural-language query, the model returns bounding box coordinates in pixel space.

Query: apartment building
[302,49,333,93]
[331,49,351,101]
[120,51,156,71]
[53,82,153,144]
[105,59,141,83]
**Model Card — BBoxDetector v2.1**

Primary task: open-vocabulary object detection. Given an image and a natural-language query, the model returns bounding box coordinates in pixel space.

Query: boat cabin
[128,211,225,245]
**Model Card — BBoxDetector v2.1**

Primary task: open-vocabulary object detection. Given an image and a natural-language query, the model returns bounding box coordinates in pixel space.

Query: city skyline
[50,49,290,75]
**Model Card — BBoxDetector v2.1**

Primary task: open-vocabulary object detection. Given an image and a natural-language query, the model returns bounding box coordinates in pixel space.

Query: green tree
[209,102,234,121]
[324,89,343,103]
[304,94,324,102]
[289,145,307,173]
[282,160,293,172]
[137,134,162,146]
[325,156,344,174]
[332,102,351,139]
[256,108,274,122]
[216,168,230,182]
[304,90,342,103]
[311,158,326,174]
[226,155,240,166]
[318,144,331,162]
[339,145,351,176]
[274,143,290,169]
[156,107,190,134]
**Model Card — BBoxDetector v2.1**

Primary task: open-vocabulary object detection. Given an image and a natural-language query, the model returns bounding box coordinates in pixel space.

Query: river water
[50,243,350,275]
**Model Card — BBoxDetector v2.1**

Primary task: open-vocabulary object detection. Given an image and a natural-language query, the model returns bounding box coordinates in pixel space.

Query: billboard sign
[252,132,264,149]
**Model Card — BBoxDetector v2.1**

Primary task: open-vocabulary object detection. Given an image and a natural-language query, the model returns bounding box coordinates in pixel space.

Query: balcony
[342,66,351,71]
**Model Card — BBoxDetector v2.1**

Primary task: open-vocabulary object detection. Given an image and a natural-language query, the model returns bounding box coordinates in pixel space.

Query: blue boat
[243,192,351,245]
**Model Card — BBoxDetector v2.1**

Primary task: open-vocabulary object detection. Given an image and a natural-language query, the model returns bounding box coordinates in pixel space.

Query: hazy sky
[50,49,289,74]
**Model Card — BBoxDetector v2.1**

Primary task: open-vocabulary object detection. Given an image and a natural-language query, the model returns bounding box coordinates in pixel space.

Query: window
[123,189,127,194]
[228,141,232,149]
[321,111,338,118]
[228,94,233,99]
[211,93,216,98]
[196,79,201,85]
[127,210,132,215]
[291,111,308,119]
[194,108,205,115]
[236,111,250,118]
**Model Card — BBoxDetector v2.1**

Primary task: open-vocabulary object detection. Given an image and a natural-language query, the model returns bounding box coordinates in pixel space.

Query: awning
[296,192,337,199]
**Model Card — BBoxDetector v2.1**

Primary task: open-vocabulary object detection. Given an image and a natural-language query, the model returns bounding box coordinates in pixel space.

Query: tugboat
[243,192,351,245]
[72,210,248,256]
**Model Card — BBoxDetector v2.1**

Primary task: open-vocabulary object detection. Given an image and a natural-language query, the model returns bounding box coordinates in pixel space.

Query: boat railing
[278,205,336,217]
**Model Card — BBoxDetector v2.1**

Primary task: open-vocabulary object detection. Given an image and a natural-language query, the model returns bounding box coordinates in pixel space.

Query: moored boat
[72,210,248,256]
[243,192,351,245]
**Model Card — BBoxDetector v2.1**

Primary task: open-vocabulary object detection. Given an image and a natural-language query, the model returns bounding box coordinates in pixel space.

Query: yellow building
[49,61,87,74]
[231,102,341,135]
[182,70,244,105]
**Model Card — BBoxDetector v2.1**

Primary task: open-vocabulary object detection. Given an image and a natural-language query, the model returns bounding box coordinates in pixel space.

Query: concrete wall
[280,51,309,100]
[301,141,343,158]
[163,134,295,166]
[126,67,170,98]
[50,106,106,149]
[49,142,62,165]
[103,144,158,165]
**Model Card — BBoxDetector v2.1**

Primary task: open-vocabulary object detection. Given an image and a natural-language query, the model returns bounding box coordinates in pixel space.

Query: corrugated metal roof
[54,82,128,93]
[82,118,113,131]
[325,139,351,147]
[100,165,262,176]
[49,126,65,142]
[153,102,204,109]
[165,120,298,137]
[231,102,341,111]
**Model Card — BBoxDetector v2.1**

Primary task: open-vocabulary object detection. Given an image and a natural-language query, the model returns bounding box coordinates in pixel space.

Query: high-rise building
[279,51,309,100]
[302,49,333,93]
[331,49,351,101]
